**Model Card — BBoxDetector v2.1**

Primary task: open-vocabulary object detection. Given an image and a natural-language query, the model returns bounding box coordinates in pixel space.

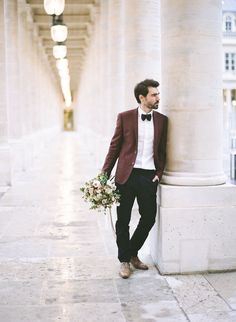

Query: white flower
[93,180,101,188]
[105,187,112,194]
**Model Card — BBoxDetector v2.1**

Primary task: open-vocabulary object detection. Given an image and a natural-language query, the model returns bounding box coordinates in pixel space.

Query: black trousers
[116,168,158,262]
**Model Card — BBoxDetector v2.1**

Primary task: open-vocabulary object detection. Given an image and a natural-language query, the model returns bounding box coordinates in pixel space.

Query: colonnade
[74,0,236,274]
[1,0,236,274]
[0,0,63,187]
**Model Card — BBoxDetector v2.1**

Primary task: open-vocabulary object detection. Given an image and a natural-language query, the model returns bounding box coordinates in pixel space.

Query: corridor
[0,132,235,322]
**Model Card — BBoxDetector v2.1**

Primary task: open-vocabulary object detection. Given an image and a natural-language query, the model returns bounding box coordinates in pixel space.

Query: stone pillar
[106,0,125,133]
[150,0,236,274]
[223,89,231,178]
[17,1,32,169]
[161,0,226,186]
[4,0,24,178]
[124,0,161,108]
[98,1,109,135]
[0,0,11,186]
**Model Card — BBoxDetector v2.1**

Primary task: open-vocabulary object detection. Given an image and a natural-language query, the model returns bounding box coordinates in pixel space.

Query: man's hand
[152,175,159,183]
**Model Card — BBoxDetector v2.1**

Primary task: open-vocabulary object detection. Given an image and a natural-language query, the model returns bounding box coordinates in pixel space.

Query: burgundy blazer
[102,108,168,185]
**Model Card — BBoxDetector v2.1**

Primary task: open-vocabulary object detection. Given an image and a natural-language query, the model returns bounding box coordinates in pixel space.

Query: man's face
[140,87,160,110]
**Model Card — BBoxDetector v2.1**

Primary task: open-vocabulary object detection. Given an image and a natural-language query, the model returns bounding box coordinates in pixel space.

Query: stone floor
[0,132,236,322]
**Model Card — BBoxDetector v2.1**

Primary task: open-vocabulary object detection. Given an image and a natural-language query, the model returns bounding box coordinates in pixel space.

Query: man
[102,79,168,279]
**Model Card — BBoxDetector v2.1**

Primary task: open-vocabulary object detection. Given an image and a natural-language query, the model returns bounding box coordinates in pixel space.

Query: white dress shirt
[134,107,155,170]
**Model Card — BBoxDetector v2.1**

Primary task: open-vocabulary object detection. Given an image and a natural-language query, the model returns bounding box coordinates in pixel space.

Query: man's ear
[139,94,144,103]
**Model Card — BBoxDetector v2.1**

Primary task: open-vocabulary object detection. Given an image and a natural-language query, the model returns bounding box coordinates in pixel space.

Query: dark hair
[134,79,160,103]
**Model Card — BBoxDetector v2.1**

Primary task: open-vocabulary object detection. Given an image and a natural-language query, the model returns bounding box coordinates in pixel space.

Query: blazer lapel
[153,111,160,150]
[134,108,138,146]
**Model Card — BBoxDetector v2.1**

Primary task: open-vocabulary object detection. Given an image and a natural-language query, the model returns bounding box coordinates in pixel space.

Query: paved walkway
[0,132,236,322]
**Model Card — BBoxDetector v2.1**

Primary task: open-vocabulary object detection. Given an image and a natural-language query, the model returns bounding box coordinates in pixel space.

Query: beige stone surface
[161,0,225,185]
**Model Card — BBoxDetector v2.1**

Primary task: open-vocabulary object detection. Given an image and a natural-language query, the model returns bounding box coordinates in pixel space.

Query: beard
[152,102,159,110]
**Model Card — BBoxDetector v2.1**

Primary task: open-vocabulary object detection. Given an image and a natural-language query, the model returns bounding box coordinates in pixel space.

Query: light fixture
[44,0,65,15]
[51,15,68,42]
[53,43,67,59]
[58,68,69,78]
[56,58,69,70]
[51,25,68,42]
[65,96,72,108]
[61,75,70,86]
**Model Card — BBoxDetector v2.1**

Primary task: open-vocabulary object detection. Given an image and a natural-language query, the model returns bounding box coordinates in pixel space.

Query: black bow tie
[141,114,152,121]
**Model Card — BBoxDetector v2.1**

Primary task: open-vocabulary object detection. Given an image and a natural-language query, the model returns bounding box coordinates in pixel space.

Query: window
[226,16,232,31]
[225,53,236,71]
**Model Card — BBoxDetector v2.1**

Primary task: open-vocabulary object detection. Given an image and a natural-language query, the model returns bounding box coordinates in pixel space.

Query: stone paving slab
[0,133,235,321]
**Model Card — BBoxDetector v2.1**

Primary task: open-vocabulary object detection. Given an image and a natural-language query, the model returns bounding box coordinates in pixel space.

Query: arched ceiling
[26,0,99,96]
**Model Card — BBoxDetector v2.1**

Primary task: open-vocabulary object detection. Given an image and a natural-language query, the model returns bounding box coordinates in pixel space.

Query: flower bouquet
[80,173,120,235]
[80,173,120,211]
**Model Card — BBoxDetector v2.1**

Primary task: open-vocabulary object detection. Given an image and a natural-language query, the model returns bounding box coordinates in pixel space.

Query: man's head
[134,79,160,111]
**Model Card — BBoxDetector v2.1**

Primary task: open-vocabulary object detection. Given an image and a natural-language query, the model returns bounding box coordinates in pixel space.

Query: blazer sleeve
[156,116,168,181]
[102,113,123,177]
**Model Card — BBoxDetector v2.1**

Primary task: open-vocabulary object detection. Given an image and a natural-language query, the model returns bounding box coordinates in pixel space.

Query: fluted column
[17,0,29,140]
[124,0,161,108]
[98,1,109,135]
[0,0,11,185]
[4,0,24,177]
[223,89,231,177]
[4,0,20,140]
[150,0,236,274]
[161,0,226,185]
[106,0,125,133]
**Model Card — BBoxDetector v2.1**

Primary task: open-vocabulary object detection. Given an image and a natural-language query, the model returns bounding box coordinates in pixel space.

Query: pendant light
[53,43,67,59]
[51,15,68,42]
[44,0,65,15]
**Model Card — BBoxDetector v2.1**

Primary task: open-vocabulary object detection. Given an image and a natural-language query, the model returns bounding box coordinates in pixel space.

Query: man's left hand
[152,175,159,183]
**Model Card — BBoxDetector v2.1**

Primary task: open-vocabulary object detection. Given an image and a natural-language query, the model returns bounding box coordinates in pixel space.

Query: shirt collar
[138,106,153,116]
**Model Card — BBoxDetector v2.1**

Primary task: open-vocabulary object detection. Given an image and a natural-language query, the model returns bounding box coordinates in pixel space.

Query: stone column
[161,0,226,186]
[223,89,231,178]
[150,0,236,274]
[4,0,24,178]
[0,0,11,186]
[106,0,125,133]
[124,0,161,108]
[98,1,109,135]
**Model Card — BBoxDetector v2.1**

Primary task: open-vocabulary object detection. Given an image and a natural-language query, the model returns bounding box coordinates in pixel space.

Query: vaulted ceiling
[26,0,99,96]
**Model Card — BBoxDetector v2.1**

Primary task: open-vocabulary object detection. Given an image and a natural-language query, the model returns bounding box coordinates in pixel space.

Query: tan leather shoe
[130,256,149,270]
[119,262,131,279]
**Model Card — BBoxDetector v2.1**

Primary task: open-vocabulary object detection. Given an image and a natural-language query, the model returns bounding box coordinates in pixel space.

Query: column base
[150,183,236,274]
[162,171,227,186]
